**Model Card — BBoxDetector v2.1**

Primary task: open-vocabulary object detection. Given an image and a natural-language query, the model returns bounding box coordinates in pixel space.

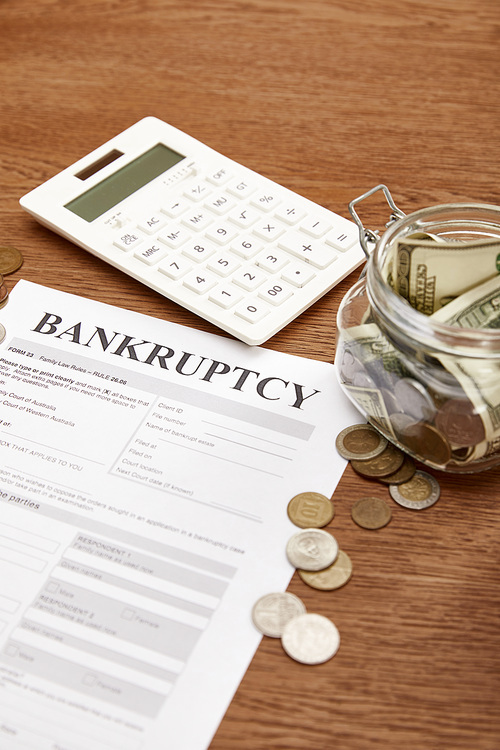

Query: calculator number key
[205,222,238,245]
[207,255,241,277]
[209,286,243,309]
[230,236,262,259]
[255,249,289,273]
[234,300,270,323]
[232,267,266,291]
[258,281,293,306]
[158,255,191,280]
[182,241,217,263]
[183,270,218,294]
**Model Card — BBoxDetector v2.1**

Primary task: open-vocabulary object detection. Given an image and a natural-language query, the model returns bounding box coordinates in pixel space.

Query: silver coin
[394,378,436,421]
[0,323,5,344]
[286,528,338,571]
[389,470,441,510]
[281,613,340,665]
[335,423,388,460]
[251,592,306,638]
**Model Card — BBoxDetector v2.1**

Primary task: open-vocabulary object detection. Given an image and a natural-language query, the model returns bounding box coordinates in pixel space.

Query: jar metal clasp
[348,184,406,261]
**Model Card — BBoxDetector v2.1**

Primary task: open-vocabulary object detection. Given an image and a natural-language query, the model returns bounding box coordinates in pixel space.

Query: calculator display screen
[64,143,185,222]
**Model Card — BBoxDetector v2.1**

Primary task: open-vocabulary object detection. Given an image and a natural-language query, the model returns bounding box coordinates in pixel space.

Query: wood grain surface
[1,1,499,748]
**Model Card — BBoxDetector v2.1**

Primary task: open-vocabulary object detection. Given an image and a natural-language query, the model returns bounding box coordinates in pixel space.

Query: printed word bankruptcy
[30,312,320,409]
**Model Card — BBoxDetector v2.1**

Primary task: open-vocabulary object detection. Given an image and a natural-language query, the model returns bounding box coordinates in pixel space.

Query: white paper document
[0,280,359,750]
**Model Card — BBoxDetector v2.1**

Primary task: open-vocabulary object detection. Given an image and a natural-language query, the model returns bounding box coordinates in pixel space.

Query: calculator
[19,117,364,345]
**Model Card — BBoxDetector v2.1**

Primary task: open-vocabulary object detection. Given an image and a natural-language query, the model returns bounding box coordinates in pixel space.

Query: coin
[351,496,392,529]
[350,443,405,478]
[0,246,23,275]
[335,423,387,460]
[251,592,307,638]
[286,528,339,571]
[394,378,437,421]
[298,549,353,591]
[0,277,8,309]
[377,453,416,485]
[389,470,441,510]
[0,323,5,344]
[281,613,340,665]
[435,398,485,447]
[287,491,334,529]
[403,422,451,466]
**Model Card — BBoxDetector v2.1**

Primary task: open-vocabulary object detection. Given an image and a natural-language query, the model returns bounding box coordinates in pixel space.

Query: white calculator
[20,116,364,345]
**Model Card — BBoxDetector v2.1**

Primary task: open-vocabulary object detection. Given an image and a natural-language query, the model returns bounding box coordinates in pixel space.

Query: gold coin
[335,423,388,460]
[0,246,23,275]
[403,422,451,467]
[351,496,392,529]
[350,443,405,478]
[287,491,334,529]
[377,453,416,485]
[298,549,353,591]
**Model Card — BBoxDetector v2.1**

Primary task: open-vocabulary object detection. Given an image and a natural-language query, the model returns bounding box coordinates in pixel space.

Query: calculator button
[234,300,270,323]
[278,232,337,269]
[209,286,243,309]
[134,242,168,266]
[207,254,241,277]
[258,281,294,306]
[158,225,191,249]
[226,179,257,199]
[227,206,260,229]
[255,249,289,273]
[158,255,191,280]
[232,267,266,291]
[325,225,358,252]
[183,270,218,294]
[204,193,237,215]
[113,229,145,252]
[181,210,213,232]
[205,222,238,245]
[252,219,286,242]
[184,181,211,202]
[206,167,232,186]
[300,216,333,238]
[161,197,191,218]
[281,263,316,287]
[136,213,168,235]
[250,192,281,212]
[182,240,217,262]
[274,204,307,226]
[230,236,263,259]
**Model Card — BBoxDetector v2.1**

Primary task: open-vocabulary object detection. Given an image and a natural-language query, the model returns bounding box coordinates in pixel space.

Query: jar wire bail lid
[348,184,406,261]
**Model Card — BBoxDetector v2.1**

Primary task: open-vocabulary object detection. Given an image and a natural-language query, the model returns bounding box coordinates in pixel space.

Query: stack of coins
[251,426,441,666]
[252,491,351,665]
[0,245,24,310]
[335,423,441,519]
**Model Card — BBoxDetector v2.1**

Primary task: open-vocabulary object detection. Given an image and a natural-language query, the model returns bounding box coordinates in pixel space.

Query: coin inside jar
[335,423,387,460]
[435,398,486,447]
[287,491,334,528]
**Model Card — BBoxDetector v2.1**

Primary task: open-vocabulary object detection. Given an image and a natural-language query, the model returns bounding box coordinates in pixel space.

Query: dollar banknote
[430,273,500,328]
[390,237,500,314]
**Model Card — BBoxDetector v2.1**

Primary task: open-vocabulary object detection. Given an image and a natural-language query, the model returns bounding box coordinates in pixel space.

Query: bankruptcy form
[0,280,359,750]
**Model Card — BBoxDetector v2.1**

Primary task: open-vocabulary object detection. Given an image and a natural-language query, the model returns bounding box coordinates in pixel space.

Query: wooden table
[1,1,499,748]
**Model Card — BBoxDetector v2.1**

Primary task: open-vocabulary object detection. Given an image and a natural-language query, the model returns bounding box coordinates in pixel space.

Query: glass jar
[336,188,500,472]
